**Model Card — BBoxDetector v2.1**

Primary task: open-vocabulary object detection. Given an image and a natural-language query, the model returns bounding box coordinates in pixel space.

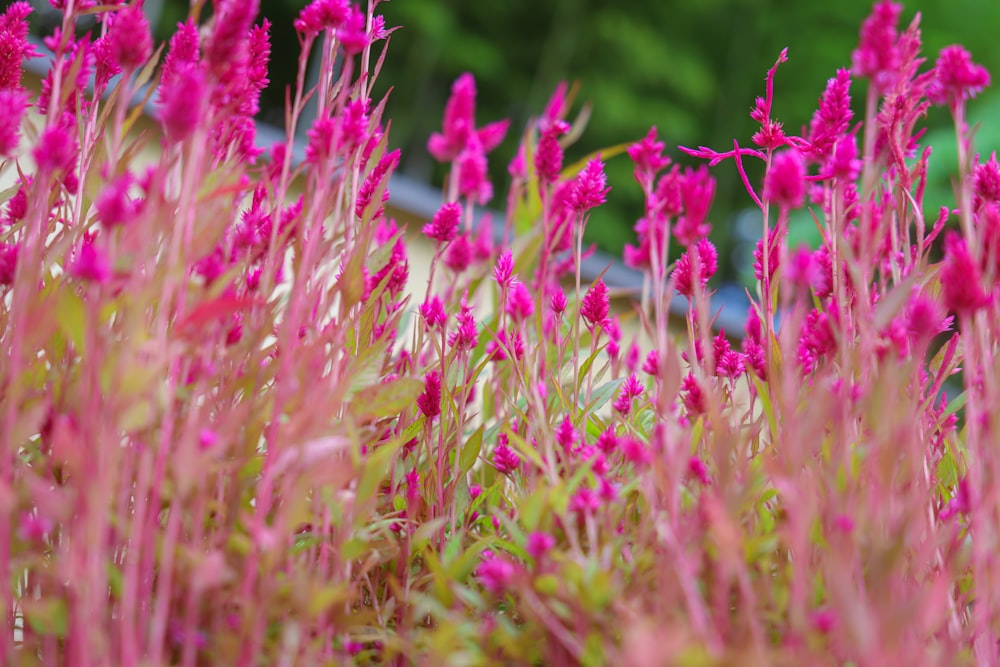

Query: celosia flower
[567,157,609,213]
[443,234,471,272]
[753,227,781,283]
[448,299,478,351]
[763,149,806,209]
[493,250,514,287]
[580,279,609,329]
[487,329,524,362]
[613,374,644,417]
[596,428,618,454]
[851,0,902,90]
[621,437,652,467]
[476,554,516,594]
[356,149,400,220]
[423,202,461,245]
[642,349,659,376]
[940,231,990,315]
[107,4,152,71]
[419,297,446,330]
[797,308,837,373]
[688,456,711,485]
[805,69,854,163]
[0,88,27,156]
[457,144,493,204]
[416,371,441,419]
[674,238,717,297]
[628,126,671,187]
[69,238,111,285]
[526,531,555,560]
[428,73,509,164]
[535,120,569,184]
[928,45,991,108]
[0,2,36,92]
[675,167,715,245]
[681,373,706,415]
[33,123,77,174]
[974,152,1000,210]
[294,0,350,36]
[550,289,567,316]
[506,281,534,321]
[492,436,520,475]
[95,173,139,227]
[198,429,219,450]
[569,487,601,517]
[555,416,578,452]
[0,242,19,285]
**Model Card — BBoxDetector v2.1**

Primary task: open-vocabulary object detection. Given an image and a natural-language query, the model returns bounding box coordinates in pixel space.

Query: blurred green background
[31,0,1000,283]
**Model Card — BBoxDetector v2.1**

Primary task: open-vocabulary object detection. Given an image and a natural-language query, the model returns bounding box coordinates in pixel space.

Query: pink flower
[444,234,472,272]
[928,45,991,108]
[596,428,618,454]
[0,2,36,92]
[763,149,806,209]
[0,88,27,156]
[628,126,671,187]
[642,350,659,376]
[457,145,493,205]
[806,69,854,163]
[493,250,514,287]
[688,456,711,485]
[534,120,569,184]
[423,202,462,245]
[526,532,555,560]
[487,329,524,362]
[107,4,152,70]
[69,238,111,284]
[447,297,478,351]
[294,0,350,36]
[674,238,717,297]
[555,416,578,452]
[621,437,652,467]
[753,227,781,283]
[580,279,610,329]
[569,487,601,517]
[676,167,715,245]
[613,374,644,417]
[356,149,400,220]
[33,124,77,174]
[492,436,520,475]
[550,289,567,316]
[681,374,706,415]
[416,371,441,419]
[96,173,139,227]
[428,73,509,164]
[941,231,990,315]
[419,297,446,330]
[506,282,535,322]
[0,242,19,285]
[567,158,609,213]
[476,554,516,594]
[851,0,902,90]
[974,152,1000,210]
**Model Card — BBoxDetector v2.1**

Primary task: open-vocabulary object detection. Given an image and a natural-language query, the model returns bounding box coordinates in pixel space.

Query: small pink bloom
[674,238,717,297]
[506,281,535,321]
[688,456,711,485]
[941,231,989,315]
[476,554,516,594]
[851,0,902,90]
[675,167,715,245]
[416,371,442,419]
[596,428,618,454]
[580,279,610,329]
[569,487,601,517]
[492,436,520,475]
[567,158,609,213]
[0,89,28,156]
[493,250,514,287]
[0,242,19,285]
[33,123,77,174]
[534,120,569,184]
[294,0,350,36]
[628,126,671,186]
[198,429,219,450]
[444,234,472,272]
[419,297,446,330]
[928,45,990,107]
[621,437,652,466]
[526,531,555,560]
[763,149,806,209]
[69,238,111,284]
[107,4,152,70]
[423,202,462,245]
[555,416,578,452]
[550,289,567,316]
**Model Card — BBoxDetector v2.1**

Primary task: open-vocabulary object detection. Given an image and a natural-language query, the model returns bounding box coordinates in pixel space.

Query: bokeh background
[27,0,1000,285]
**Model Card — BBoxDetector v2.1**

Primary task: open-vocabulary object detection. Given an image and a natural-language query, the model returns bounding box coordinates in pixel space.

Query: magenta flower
[851,0,902,90]
[419,297,446,331]
[526,531,556,561]
[492,436,520,475]
[940,231,990,315]
[444,234,472,272]
[95,173,139,227]
[550,289,568,316]
[612,374,644,417]
[805,69,853,163]
[33,124,77,175]
[555,416,578,452]
[457,145,493,205]
[493,250,514,287]
[642,350,659,376]
[0,89,27,156]
[428,73,509,164]
[0,242,19,285]
[534,120,569,184]
[487,329,524,362]
[763,149,806,209]
[580,279,609,329]
[569,487,601,517]
[476,554,516,595]
[506,282,535,322]
[628,126,671,187]
[448,300,478,351]
[674,238,717,298]
[974,152,1000,210]
[356,149,400,220]
[928,45,991,108]
[69,239,112,285]
[675,166,715,246]
[681,373,706,415]
[294,0,351,36]
[688,456,711,485]
[423,202,462,245]
[107,4,152,71]
[416,371,442,420]
[567,158,609,213]
[596,428,619,454]
[0,2,36,92]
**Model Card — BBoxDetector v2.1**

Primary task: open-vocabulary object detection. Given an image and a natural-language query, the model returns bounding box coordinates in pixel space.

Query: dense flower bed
[0,0,997,664]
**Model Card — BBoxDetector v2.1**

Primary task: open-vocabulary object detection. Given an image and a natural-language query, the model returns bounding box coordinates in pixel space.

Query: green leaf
[459,425,484,475]
[24,598,68,638]
[55,288,87,352]
[352,377,423,421]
